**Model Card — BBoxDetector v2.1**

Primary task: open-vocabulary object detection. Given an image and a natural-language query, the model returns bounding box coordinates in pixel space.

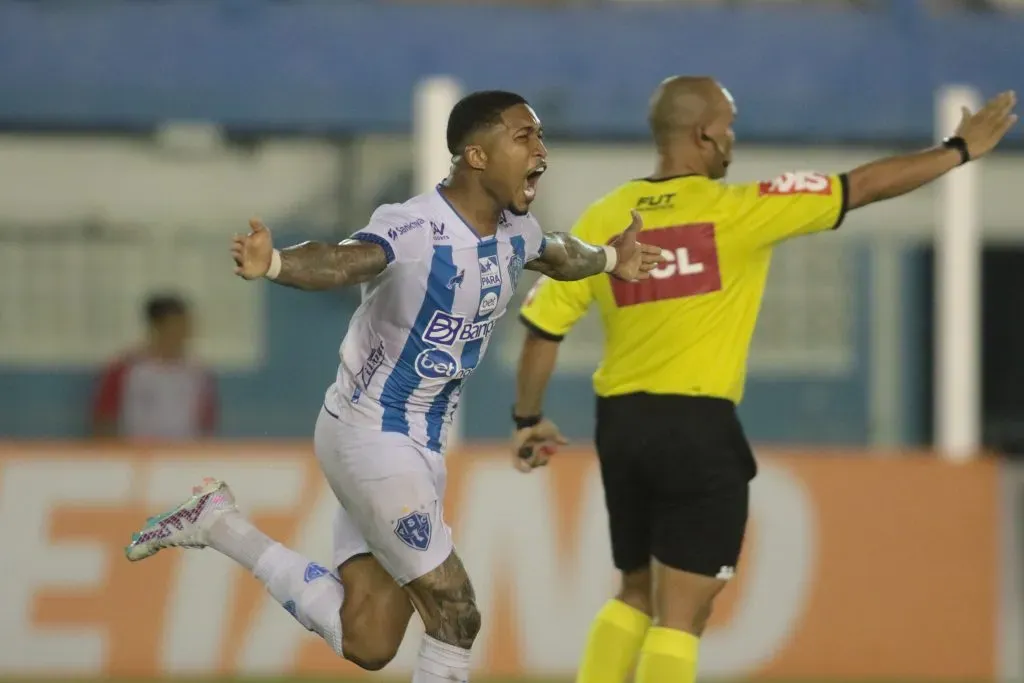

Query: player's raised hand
[231,218,275,280]
[955,90,1018,160]
[608,210,666,282]
[512,418,568,474]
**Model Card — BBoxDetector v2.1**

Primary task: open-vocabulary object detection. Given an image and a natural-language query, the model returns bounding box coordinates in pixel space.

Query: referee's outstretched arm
[845,90,1017,209]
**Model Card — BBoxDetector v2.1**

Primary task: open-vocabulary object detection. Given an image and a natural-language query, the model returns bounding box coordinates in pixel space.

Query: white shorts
[314,404,453,586]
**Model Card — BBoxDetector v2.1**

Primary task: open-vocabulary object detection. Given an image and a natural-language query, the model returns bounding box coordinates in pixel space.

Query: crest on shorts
[394,511,432,551]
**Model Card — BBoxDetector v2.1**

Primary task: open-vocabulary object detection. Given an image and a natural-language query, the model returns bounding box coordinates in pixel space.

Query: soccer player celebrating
[513,77,1017,683]
[123,91,663,683]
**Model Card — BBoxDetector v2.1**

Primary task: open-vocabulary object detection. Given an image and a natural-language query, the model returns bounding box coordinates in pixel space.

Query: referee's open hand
[512,418,568,474]
[608,210,666,282]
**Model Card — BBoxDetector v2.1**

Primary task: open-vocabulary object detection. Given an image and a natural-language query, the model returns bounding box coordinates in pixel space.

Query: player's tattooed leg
[404,551,481,649]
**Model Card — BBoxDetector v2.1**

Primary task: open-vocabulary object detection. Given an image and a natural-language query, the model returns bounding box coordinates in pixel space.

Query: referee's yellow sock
[575,599,651,683]
[634,626,700,683]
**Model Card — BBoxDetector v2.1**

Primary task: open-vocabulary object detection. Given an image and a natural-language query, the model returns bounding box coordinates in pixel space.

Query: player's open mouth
[524,164,546,201]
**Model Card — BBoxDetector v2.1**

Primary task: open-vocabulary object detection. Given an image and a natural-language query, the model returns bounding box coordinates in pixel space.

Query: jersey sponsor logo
[421,310,502,347]
[636,192,676,210]
[386,218,426,241]
[358,339,386,388]
[431,221,447,240]
[757,171,832,196]
[478,291,499,317]
[394,510,432,551]
[609,223,722,307]
[479,255,502,289]
[414,347,461,379]
[423,311,463,346]
[447,269,465,290]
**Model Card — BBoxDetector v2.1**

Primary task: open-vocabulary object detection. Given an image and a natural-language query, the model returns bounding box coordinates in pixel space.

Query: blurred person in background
[122,91,662,683]
[91,293,217,440]
[511,77,1018,683]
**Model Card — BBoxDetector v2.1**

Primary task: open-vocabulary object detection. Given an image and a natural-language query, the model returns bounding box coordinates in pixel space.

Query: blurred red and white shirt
[92,353,218,440]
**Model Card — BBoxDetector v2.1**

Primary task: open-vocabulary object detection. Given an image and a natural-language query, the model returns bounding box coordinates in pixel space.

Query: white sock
[206,513,344,657]
[252,543,345,656]
[207,511,276,572]
[412,635,471,683]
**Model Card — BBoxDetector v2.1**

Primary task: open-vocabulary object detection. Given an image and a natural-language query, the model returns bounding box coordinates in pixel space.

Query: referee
[511,76,1017,683]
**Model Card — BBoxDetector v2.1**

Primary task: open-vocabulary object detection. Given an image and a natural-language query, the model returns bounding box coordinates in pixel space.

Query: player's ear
[463,144,488,171]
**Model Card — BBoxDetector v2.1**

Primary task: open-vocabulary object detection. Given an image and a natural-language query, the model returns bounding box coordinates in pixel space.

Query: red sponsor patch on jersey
[610,223,722,307]
[758,171,832,196]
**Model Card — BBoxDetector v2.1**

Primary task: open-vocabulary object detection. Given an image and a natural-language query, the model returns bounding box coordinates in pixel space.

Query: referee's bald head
[648,76,736,179]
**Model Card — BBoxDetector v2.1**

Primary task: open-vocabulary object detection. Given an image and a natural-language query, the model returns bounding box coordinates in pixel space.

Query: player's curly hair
[446,90,529,156]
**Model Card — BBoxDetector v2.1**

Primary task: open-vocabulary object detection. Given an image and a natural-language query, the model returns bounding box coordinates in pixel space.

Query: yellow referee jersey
[520,171,848,404]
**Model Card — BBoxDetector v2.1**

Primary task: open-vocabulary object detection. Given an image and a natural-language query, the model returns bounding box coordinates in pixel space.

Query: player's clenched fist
[512,418,569,473]
[231,218,275,280]
[955,90,1018,160]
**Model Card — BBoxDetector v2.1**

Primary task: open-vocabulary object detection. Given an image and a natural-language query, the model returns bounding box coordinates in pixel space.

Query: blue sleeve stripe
[350,231,396,264]
[533,235,547,261]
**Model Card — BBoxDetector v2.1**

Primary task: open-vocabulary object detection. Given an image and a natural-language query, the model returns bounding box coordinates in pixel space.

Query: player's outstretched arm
[526,232,609,281]
[230,219,387,290]
[527,210,664,282]
[272,240,387,290]
[846,90,1017,210]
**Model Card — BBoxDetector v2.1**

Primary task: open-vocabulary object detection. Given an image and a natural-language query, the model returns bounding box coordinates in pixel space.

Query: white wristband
[602,245,618,273]
[266,249,282,280]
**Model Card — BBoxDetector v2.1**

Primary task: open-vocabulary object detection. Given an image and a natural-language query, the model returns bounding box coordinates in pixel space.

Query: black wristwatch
[942,136,971,166]
[512,409,542,430]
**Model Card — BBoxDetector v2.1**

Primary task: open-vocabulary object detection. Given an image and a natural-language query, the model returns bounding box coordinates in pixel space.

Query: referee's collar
[633,173,704,183]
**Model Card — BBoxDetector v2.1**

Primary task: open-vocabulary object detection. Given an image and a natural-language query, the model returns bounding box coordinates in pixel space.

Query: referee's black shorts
[594,392,756,578]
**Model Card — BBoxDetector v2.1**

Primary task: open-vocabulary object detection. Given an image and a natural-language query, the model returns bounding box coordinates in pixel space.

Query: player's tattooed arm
[274,240,388,291]
[525,232,608,281]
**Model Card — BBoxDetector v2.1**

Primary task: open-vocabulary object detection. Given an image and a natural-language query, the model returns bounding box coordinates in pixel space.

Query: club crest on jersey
[394,511,431,551]
[479,255,502,289]
[507,252,524,291]
[447,269,465,290]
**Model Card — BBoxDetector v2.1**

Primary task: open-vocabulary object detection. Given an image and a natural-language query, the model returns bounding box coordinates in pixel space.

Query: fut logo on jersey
[479,255,502,289]
[395,511,432,551]
[758,171,832,196]
[636,192,676,210]
[610,223,722,307]
[422,310,499,346]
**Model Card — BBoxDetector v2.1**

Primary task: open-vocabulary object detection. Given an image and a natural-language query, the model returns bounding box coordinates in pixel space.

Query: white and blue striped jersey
[323,188,546,454]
